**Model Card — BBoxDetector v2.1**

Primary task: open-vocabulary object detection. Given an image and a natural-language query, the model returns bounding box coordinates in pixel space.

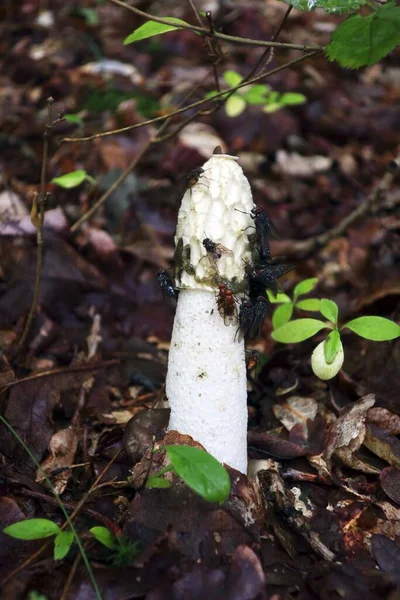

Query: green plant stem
[0,415,103,600]
[105,0,322,52]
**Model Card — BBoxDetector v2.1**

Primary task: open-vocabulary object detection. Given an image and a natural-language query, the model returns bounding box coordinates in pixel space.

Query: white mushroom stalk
[166,152,256,474]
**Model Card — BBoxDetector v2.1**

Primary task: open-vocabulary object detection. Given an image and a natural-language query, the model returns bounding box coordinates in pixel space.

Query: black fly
[186,167,205,190]
[247,259,295,300]
[236,206,279,263]
[156,270,178,300]
[236,296,269,341]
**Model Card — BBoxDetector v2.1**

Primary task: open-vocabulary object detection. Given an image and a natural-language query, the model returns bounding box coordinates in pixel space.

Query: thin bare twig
[106,0,323,52]
[188,0,222,93]
[247,4,293,79]
[18,97,54,350]
[288,153,400,258]
[62,51,321,145]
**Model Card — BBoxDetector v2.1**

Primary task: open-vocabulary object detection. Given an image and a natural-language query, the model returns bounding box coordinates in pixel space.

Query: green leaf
[223,70,243,87]
[225,95,247,117]
[324,329,341,364]
[77,8,100,25]
[280,0,366,14]
[4,518,60,540]
[263,102,282,113]
[311,337,344,380]
[54,531,74,561]
[272,303,294,329]
[296,298,321,312]
[28,592,47,600]
[242,85,270,105]
[293,278,319,301]
[204,90,220,101]
[271,318,328,343]
[146,475,173,489]
[166,445,230,504]
[320,298,339,325]
[343,316,400,341]
[124,18,189,44]
[64,114,83,125]
[51,170,89,189]
[280,92,307,106]
[326,2,400,68]
[90,526,117,550]
[267,290,291,304]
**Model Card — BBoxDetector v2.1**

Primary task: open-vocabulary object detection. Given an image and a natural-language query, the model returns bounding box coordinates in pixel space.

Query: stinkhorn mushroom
[165,151,256,474]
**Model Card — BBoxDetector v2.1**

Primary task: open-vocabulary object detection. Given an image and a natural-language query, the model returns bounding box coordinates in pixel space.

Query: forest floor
[0,1,399,599]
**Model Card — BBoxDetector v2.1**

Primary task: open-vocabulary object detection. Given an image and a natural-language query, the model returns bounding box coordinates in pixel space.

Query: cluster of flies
[157,165,294,343]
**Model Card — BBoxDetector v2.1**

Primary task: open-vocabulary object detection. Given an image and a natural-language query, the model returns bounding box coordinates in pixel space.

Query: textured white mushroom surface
[175,154,255,291]
[166,289,248,474]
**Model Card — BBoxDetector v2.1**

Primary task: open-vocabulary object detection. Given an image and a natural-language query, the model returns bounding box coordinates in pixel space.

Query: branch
[18,97,55,350]
[106,0,323,53]
[287,154,400,258]
[62,51,321,144]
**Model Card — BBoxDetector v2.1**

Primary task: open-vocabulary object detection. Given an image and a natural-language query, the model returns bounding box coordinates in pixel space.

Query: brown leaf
[225,545,266,600]
[380,467,400,505]
[371,534,400,578]
[247,431,306,459]
[36,427,79,494]
[0,363,112,464]
[273,395,318,435]
[367,408,400,436]
[324,394,376,462]
[364,424,400,468]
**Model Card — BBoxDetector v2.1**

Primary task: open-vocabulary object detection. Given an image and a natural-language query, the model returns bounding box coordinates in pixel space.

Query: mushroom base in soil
[165,151,256,474]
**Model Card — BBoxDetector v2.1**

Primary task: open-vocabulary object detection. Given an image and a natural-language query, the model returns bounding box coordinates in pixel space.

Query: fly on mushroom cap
[173,154,256,293]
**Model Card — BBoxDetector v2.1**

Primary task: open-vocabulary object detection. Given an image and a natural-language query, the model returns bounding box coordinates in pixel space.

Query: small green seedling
[267,277,321,329]
[205,70,306,117]
[3,518,74,561]
[90,527,139,567]
[146,445,231,504]
[51,169,95,189]
[271,283,400,380]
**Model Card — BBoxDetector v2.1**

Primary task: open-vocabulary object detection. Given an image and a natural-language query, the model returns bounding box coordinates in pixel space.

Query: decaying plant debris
[0,1,399,599]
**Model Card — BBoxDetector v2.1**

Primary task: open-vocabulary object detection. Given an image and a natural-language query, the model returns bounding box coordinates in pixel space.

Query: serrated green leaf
[320,298,339,325]
[267,290,291,304]
[166,445,230,504]
[242,85,270,105]
[324,329,341,364]
[271,318,328,343]
[223,70,243,87]
[296,298,321,312]
[293,278,319,300]
[4,518,60,540]
[225,95,247,117]
[54,531,74,561]
[326,2,400,68]
[90,526,116,550]
[343,316,400,341]
[51,170,89,189]
[280,92,307,106]
[64,114,83,125]
[272,303,294,329]
[124,18,189,45]
[146,475,173,489]
[280,0,366,14]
